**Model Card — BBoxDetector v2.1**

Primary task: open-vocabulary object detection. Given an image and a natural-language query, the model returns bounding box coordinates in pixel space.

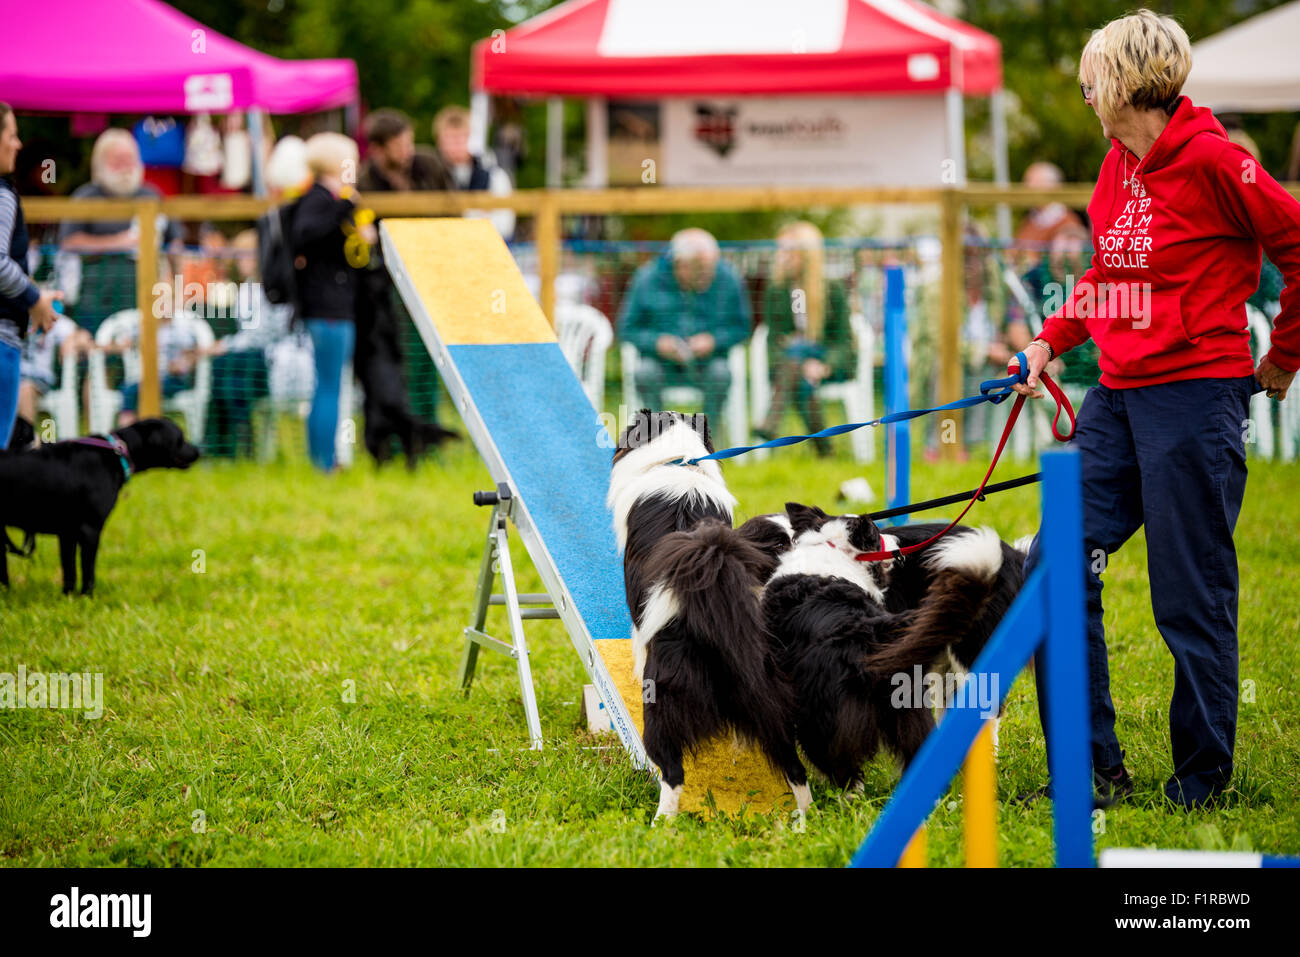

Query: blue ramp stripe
[448,342,631,643]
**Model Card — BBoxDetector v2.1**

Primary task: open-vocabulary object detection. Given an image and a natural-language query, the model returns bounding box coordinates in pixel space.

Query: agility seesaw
[380,218,802,814]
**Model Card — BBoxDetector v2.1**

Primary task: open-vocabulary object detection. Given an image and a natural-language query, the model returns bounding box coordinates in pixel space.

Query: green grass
[2,433,1299,867]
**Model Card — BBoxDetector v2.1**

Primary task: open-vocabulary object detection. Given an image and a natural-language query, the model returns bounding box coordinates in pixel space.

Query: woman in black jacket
[0,102,63,447]
[292,133,374,471]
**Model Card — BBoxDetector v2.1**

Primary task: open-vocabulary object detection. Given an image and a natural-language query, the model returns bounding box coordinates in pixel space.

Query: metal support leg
[461,485,550,751]
[460,509,498,692]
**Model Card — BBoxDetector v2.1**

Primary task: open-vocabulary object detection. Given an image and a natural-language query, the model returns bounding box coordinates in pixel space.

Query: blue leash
[679,352,1033,466]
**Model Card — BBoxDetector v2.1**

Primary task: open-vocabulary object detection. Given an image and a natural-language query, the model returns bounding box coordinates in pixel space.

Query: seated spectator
[434,106,515,240]
[114,309,198,427]
[201,229,290,458]
[17,312,89,435]
[757,221,852,456]
[618,228,750,429]
[58,128,182,335]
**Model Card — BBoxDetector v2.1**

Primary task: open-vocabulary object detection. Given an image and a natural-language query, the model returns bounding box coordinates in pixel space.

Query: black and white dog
[759,504,1025,790]
[608,410,810,818]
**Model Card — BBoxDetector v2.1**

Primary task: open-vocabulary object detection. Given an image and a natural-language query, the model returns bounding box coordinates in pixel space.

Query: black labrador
[0,418,200,595]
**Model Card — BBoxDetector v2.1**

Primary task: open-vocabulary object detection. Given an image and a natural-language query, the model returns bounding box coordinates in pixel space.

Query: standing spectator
[618,229,750,430]
[292,133,373,473]
[756,221,853,455]
[1015,10,1300,809]
[0,102,63,447]
[57,128,182,335]
[359,109,454,192]
[1013,161,1087,271]
[434,106,515,240]
[357,109,456,443]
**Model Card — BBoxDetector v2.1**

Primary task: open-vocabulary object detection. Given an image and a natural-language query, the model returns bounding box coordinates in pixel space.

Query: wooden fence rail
[22,184,1300,436]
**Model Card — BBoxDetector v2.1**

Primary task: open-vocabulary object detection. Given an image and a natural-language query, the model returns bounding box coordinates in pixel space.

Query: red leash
[853,368,1075,564]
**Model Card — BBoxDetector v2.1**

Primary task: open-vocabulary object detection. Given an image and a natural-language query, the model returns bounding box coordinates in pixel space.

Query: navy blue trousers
[1026,375,1256,806]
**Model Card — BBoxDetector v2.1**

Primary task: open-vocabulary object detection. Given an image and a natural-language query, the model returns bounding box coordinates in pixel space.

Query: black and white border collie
[607,410,810,819]
[759,504,1024,791]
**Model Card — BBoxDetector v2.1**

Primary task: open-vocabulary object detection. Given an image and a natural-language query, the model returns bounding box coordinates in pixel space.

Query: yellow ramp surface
[382,218,555,346]
[597,639,800,817]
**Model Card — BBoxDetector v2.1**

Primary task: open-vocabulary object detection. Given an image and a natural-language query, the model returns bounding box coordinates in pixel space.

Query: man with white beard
[58,128,182,335]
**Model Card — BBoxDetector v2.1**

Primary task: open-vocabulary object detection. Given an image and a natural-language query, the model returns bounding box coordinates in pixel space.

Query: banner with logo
[657,95,948,186]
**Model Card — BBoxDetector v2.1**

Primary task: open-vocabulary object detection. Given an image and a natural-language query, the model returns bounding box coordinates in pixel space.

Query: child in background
[17,311,89,431]
[114,310,198,426]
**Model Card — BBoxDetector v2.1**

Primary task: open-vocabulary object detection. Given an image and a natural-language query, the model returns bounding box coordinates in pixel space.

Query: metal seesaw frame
[380,221,649,770]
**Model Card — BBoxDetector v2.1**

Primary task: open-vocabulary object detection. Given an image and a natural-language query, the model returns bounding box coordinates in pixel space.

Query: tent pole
[470,91,491,159]
[247,108,266,199]
[585,97,608,188]
[546,97,564,188]
[991,88,1011,240]
[945,87,967,187]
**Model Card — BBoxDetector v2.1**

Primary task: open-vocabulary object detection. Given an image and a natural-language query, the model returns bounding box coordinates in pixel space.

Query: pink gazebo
[0,0,359,191]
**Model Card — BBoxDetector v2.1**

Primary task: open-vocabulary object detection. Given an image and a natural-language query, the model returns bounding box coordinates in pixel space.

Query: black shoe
[1013,761,1134,810]
[1093,761,1135,809]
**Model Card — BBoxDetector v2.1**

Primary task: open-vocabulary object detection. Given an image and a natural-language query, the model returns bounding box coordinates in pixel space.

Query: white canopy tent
[1181,0,1300,111]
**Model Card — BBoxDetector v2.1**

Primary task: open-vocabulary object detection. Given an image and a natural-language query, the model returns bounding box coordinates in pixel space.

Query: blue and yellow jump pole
[851,449,1092,868]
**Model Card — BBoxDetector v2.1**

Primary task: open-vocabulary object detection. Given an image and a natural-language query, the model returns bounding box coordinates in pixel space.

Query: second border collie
[607,410,810,819]
[761,504,1017,790]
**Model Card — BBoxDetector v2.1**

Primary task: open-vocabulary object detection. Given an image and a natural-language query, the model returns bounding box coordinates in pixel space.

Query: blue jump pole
[1039,450,1093,867]
[883,265,909,523]
[849,448,1092,868]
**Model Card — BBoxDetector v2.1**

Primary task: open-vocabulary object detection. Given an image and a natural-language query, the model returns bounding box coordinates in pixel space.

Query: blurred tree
[961,0,1299,181]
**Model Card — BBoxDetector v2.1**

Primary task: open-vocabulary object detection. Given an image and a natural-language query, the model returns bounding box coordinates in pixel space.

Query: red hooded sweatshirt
[1039,97,1300,389]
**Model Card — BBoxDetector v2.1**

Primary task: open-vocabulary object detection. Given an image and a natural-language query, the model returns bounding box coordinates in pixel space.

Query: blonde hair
[304,132,359,181]
[1080,9,1191,127]
[434,106,471,136]
[266,135,310,194]
[776,221,826,343]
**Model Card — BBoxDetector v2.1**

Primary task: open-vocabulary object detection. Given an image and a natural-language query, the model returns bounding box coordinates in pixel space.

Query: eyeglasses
[1080,82,1094,101]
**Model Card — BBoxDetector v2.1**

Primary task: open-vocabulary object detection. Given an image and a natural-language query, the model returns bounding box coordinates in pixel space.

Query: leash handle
[1006,348,1076,442]
[853,354,1075,564]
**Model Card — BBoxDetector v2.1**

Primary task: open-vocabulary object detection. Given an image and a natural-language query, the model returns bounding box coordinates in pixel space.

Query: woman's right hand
[29,290,62,333]
[1009,341,1050,398]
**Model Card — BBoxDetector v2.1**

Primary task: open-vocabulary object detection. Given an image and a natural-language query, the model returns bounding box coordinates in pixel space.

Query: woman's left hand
[1255,356,1297,400]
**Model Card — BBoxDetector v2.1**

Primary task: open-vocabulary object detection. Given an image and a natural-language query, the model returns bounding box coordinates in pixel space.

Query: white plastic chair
[620,341,749,454]
[35,343,82,441]
[88,309,214,441]
[257,330,315,462]
[554,302,613,408]
[749,313,876,463]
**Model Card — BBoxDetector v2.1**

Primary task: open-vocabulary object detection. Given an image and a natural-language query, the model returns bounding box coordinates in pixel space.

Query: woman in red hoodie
[1015,10,1300,809]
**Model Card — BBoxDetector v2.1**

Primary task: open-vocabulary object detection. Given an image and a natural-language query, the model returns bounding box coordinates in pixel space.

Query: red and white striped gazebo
[471,0,1008,193]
